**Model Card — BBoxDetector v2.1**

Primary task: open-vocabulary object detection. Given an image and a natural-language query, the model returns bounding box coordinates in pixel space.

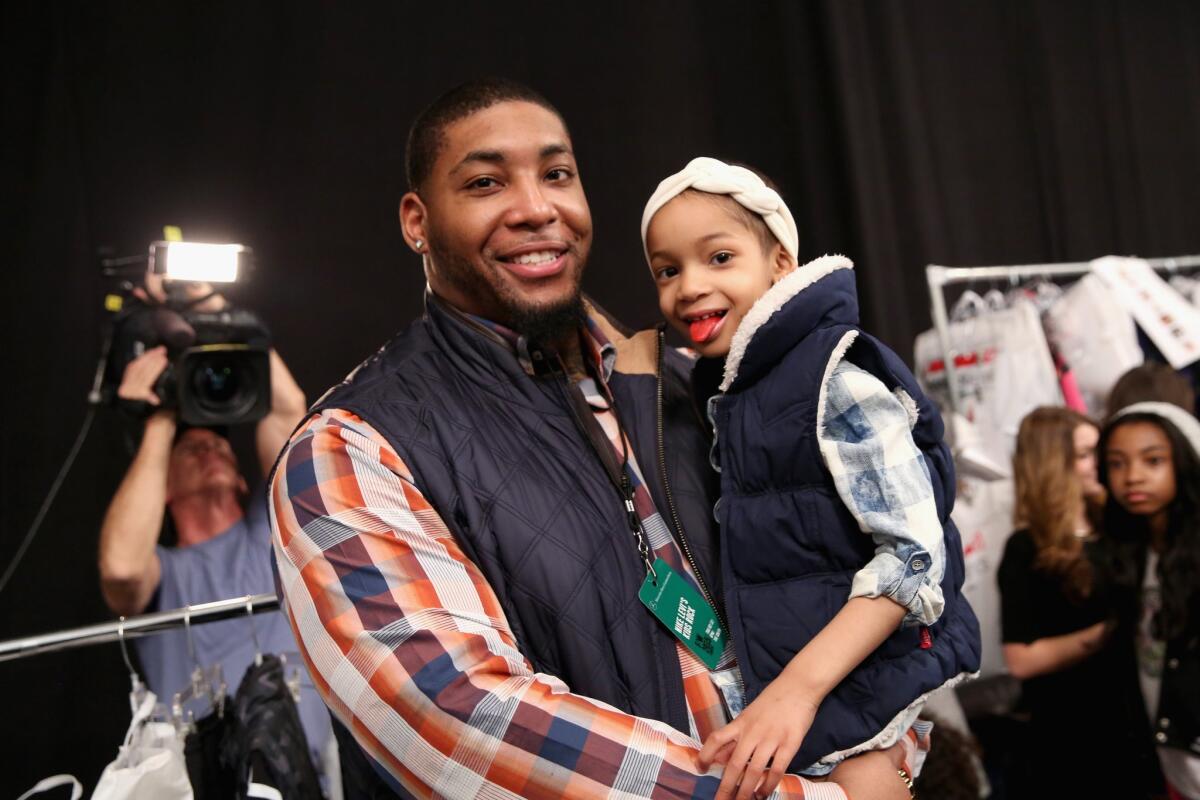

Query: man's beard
[508,293,586,347]
[428,238,587,347]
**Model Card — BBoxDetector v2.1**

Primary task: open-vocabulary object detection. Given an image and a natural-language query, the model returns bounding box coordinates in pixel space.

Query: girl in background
[1101,403,1200,799]
[998,407,1155,797]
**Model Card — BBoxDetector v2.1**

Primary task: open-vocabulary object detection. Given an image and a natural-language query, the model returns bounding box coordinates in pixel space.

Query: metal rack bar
[0,593,279,663]
[925,255,1200,416]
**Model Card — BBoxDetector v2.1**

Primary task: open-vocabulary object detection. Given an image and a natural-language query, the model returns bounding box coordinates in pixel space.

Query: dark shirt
[998,529,1164,797]
[997,529,1111,729]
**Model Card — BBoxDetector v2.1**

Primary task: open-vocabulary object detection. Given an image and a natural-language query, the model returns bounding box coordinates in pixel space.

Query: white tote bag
[92,691,193,800]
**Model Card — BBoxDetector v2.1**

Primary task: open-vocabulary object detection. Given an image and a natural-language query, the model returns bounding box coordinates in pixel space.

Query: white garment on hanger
[915,296,1062,462]
[92,690,193,800]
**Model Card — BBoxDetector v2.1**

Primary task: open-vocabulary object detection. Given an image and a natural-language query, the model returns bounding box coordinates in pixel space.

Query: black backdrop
[3,1,1199,793]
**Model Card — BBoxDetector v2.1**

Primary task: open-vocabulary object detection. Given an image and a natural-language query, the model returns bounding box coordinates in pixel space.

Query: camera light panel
[151,242,244,283]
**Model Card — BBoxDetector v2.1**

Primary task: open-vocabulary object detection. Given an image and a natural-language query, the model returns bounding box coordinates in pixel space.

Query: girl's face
[646,193,792,358]
[1073,423,1103,499]
[1105,421,1177,519]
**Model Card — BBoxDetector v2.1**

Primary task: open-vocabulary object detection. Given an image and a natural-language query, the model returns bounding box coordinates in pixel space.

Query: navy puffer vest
[310,295,721,733]
[706,256,981,769]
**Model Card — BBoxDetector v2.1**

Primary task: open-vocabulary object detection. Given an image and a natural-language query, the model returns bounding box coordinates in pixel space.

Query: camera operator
[97,277,332,776]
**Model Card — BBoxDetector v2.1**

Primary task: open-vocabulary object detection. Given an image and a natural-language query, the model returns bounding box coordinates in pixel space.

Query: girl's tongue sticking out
[689,312,726,344]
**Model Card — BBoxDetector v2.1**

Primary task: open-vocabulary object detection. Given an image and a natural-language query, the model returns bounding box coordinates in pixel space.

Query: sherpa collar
[719,254,855,392]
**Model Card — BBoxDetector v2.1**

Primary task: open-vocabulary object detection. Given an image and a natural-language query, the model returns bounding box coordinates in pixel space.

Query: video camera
[100,240,272,426]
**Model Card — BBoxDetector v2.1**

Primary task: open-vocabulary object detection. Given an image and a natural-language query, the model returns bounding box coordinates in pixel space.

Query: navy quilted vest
[309,296,722,735]
[707,259,981,768]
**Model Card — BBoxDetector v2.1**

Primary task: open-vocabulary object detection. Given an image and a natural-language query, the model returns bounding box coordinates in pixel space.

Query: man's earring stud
[414,239,424,251]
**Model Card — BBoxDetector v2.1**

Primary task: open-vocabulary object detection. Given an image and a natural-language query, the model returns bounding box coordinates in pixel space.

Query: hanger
[278,653,303,704]
[170,604,226,732]
[117,616,147,703]
[950,290,989,322]
[245,596,263,668]
[982,288,1008,312]
[115,616,177,764]
[1014,275,1063,311]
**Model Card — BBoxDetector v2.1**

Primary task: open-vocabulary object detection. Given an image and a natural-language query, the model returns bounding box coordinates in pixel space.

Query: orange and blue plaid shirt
[269,315,919,798]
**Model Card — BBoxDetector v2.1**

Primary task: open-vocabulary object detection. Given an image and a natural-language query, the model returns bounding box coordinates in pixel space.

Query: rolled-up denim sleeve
[818,360,945,627]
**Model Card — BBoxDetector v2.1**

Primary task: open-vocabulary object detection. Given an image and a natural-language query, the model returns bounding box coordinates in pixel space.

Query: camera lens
[199,364,236,402]
[189,354,256,416]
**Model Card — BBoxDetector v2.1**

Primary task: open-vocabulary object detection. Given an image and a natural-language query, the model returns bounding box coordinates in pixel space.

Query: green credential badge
[638,558,725,670]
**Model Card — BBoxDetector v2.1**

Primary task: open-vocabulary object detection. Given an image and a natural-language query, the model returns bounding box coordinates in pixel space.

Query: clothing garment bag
[1043,273,1143,415]
[915,294,1062,461]
[92,688,194,800]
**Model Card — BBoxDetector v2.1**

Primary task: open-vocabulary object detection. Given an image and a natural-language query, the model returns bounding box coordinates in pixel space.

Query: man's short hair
[405,77,566,193]
[173,422,231,446]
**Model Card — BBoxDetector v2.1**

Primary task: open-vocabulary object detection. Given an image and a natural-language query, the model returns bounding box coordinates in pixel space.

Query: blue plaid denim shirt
[820,361,946,627]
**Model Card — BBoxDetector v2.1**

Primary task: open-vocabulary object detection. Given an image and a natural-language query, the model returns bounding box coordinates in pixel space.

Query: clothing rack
[0,593,279,663]
[925,255,1200,416]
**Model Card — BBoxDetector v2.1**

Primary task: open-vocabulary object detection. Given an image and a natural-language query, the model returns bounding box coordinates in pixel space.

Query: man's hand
[134,272,227,311]
[118,345,170,406]
[699,675,819,799]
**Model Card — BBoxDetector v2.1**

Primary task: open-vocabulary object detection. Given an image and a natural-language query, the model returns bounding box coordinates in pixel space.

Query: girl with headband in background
[1099,402,1200,799]
[642,158,980,797]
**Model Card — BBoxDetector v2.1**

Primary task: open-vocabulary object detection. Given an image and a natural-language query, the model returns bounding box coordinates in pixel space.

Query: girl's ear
[771,245,797,284]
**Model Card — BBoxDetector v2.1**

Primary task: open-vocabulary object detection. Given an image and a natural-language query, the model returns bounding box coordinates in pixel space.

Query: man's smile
[494,240,571,280]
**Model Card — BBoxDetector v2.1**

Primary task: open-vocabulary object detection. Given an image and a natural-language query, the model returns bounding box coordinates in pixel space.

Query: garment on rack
[184,707,236,800]
[915,296,1061,461]
[1043,272,1143,415]
[221,653,323,800]
[93,689,194,800]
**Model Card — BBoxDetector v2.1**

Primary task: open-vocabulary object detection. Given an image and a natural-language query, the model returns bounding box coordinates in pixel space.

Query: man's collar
[431,292,616,381]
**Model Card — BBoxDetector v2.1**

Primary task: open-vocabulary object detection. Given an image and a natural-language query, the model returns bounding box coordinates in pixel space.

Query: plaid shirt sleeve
[818,360,947,627]
[270,408,848,799]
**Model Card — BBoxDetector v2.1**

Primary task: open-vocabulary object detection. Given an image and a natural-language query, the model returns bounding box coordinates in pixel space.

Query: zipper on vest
[655,328,726,629]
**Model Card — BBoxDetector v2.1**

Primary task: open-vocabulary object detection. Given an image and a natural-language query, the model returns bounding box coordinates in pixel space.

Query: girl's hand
[698,676,819,799]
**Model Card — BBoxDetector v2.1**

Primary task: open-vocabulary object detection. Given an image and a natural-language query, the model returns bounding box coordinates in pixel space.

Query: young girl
[1101,402,1200,799]
[642,158,980,794]
[998,407,1156,797]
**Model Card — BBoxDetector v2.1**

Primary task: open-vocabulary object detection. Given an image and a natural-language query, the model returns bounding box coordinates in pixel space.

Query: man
[98,282,332,770]
[270,79,916,799]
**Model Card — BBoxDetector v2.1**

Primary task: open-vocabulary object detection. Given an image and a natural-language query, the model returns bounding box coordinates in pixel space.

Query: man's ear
[772,244,797,283]
[399,192,429,255]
